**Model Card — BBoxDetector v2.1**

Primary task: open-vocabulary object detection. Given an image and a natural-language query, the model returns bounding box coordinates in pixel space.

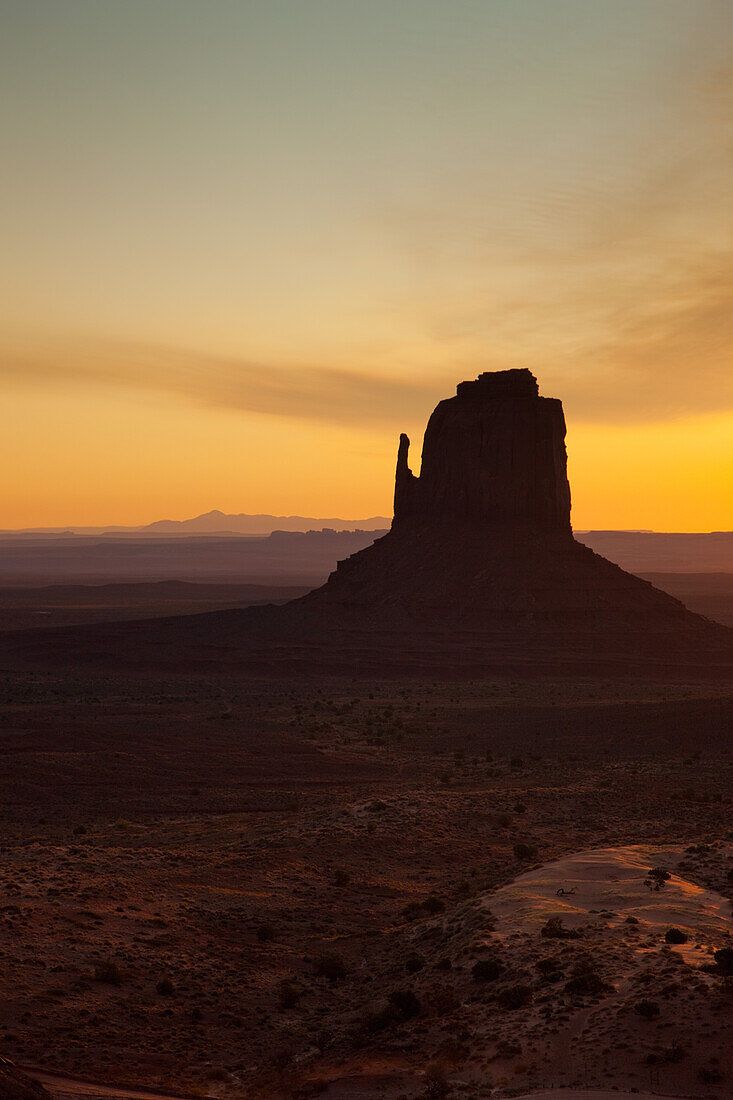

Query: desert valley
[1,371,731,1100]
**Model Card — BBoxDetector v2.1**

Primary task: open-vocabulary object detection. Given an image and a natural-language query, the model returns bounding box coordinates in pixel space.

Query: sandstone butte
[4,369,733,677]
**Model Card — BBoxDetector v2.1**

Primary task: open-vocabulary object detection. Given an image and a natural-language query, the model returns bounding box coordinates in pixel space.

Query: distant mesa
[0,510,390,538]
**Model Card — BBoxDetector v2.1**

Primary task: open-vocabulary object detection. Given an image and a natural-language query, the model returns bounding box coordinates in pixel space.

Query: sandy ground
[1,674,731,1098]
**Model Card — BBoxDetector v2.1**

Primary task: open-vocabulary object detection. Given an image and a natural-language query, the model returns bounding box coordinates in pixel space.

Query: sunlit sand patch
[514,1091,682,1100]
[485,845,731,951]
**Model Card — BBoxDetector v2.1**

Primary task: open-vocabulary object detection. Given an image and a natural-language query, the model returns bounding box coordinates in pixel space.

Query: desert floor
[1,672,731,1099]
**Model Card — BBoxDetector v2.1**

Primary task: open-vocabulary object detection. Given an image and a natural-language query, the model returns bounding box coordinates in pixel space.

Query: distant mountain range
[0,509,392,538]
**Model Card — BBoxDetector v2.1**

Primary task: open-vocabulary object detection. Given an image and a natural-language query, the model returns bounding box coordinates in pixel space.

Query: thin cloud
[0,338,445,428]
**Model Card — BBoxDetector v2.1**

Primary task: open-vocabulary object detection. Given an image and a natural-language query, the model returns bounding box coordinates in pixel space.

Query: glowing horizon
[2,1,732,532]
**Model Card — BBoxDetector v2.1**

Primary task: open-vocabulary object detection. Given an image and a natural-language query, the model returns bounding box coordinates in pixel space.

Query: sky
[1,0,732,531]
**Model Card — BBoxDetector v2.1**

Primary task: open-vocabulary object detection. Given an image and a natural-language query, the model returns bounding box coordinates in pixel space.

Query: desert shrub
[541,916,578,940]
[714,947,733,975]
[316,1029,332,1055]
[332,868,350,888]
[435,957,452,971]
[403,895,444,920]
[536,957,560,974]
[664,927,688,944]
[625,915,639,925]
[94,960,122,985]
[315,953,346,982]
[424,1062,450,1099]
[497,984,532,1010]
[513,801,527,814]
[256,923,275,943]
[471,958,502,982]
[389,988,421,1020]
[634,999,660,1019]
[565,971,607,996]
[277,979,300,1010]
[156,977,175,996]
[646,867,670,890]
[405,952,426,974]
[495,813,512,828]
[269,1048,293,1072]
[429,986,460,1016]
[362,1007,394,1034]
[513,842,537,861]
[646,1043,685,1066]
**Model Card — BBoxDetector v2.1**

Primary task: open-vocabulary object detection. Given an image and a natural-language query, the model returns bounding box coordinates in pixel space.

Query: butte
[4,369,733,677]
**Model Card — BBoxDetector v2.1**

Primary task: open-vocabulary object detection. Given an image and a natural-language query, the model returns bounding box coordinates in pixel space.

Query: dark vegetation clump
[423,1062,451,1099]
[563,956,608,996]
[155,977,175,996]
[497,984,532,1010]
[513,842,538,861]
[388,988,421,1020]
[256,923,276,943]
[645,867,671,890]
[94,960,122,985]
[664,927,688,944]
[403,895,445,920]
[277,979,300,1010]
[541,916,579,939]
[635,999,661,1019]
[314,953,346,983]
[361,988,421,1035]
[405,952,425,974]
[713,947,733,975]
[565,971,608,996]
[536,957,563,982]
[471,957,502,982]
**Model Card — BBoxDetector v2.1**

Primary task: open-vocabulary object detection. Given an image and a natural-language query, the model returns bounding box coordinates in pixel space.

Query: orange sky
[2,2,732,531]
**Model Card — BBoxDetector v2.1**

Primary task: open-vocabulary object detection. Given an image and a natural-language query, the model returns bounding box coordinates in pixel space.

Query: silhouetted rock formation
[295,369,693,631]
[394,369,571,534]
[3,371,732,678]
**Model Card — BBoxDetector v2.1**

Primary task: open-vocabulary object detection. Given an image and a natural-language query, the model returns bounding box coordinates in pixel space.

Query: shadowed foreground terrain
[1,671,731,1099]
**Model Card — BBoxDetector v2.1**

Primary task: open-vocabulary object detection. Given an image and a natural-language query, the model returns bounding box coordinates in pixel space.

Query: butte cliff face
[393,369,571,534]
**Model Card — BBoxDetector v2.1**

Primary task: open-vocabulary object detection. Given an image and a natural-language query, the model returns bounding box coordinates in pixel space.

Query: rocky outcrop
[393,369,571,534]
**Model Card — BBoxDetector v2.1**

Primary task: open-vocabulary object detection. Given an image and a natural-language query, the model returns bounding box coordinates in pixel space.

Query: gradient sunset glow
[2,1,732,531]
